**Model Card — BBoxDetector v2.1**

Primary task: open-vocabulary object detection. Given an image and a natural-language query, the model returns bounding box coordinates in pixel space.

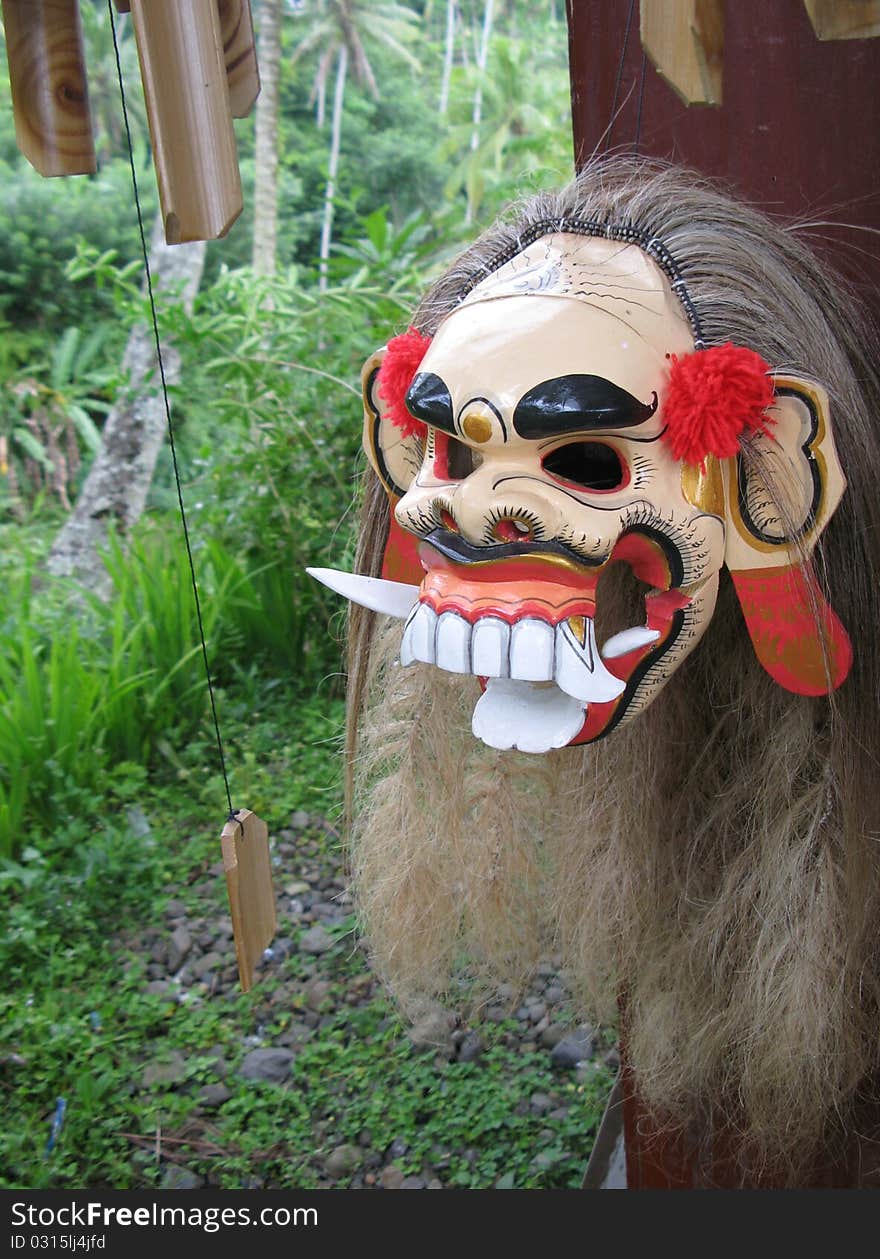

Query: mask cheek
[568,572,720,745]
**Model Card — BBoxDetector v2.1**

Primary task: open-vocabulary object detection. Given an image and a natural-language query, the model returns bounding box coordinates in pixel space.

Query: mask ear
[361,346,426,499]
[360,346,426,587]
[721,375,852,694]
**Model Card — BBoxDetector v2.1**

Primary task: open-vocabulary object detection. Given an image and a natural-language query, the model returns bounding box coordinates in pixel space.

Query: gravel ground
[119,812,618,1189]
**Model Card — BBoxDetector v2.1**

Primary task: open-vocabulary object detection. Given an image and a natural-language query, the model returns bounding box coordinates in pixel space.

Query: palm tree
[469,0,495,159]
[439,0,458,116]
[291,1,420,291]
[253,0,282,274]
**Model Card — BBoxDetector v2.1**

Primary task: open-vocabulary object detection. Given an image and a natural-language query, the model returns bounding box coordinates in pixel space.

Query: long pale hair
[346,158,880,1179]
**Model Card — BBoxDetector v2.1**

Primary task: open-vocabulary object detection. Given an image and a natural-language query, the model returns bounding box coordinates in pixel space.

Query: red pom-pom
[663,342,776,467]
[376,327,432,440]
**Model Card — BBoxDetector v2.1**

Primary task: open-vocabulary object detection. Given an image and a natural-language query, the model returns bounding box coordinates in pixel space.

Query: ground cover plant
[1,676,615,1190]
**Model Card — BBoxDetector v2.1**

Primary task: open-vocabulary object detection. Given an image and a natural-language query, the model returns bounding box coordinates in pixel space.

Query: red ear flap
[731,564,852,695]
[381,512,424,586]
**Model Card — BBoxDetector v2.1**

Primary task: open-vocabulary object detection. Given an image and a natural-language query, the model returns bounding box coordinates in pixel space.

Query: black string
[603,0,637,154]
[108,1,234,818]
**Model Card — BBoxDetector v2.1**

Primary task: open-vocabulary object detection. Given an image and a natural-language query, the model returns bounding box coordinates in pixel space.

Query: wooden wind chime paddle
[0,0,277,991]
[106,0,276,992]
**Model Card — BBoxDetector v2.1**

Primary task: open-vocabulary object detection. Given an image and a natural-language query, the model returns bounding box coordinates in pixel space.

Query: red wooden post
[565,0,880,316]
[566,0,880,1187]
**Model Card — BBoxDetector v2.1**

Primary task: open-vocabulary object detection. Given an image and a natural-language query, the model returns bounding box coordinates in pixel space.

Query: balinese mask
[311,226,852,752]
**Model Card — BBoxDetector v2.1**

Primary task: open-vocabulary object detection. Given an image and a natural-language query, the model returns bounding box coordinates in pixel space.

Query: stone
[401,1176,427,1189]
[550,1024,595,1069]
[290,810,310,829]
[193,952,223,978]
[544,984,565,1003]
[300,926,334,955]
[529,1092,553,1115]
[527,1001,547,1021]
[167,925,192,972]
[198,1084,232,1107]
[285,881,310,896]
[278,1022,313,1048]
[407,1008,456,1055]
[530,1150,563,1172]
[241,1048,295,1084]
[486,1006,507,1024]
[161,1166,204,1190]
[387,1137,408,1159]
[325,1144,361,1178]
[164,899,187,918]
[380,1164,405,1190]
[456,1032,484,1063]
[145,980,175,1000]
[540,1022,568,1050]
[604,1045,621,1070]
[305,979,333,1010]
[427,1179,443,1190]
[141,1051,187,1088]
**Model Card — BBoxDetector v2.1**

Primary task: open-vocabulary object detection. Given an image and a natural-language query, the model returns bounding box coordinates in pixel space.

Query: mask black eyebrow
[405,371,455,434]
[513,374,658,439]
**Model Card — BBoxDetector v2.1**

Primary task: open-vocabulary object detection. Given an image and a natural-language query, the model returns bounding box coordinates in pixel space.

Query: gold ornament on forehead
[462,413,493,444]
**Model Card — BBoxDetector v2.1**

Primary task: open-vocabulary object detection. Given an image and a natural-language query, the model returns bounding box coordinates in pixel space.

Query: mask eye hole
[434,430,482,481]
[542,441,627,492]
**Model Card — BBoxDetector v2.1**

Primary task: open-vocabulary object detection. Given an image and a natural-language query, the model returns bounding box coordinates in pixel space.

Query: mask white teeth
[509,619,555,682]
[554,617,626,703]
[601,626,661,659]
[471,616,510,678]
[435,611,472,673]
[400,603,437,665]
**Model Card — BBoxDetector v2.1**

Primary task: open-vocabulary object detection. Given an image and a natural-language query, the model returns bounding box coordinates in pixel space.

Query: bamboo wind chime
[1,0,259,243]
[0,0,277,991]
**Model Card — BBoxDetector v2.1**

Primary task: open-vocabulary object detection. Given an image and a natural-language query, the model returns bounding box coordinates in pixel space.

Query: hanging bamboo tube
[1,0,96,176]
[640,0,724,107]
[217,0,260,118]
[129,0,242,244]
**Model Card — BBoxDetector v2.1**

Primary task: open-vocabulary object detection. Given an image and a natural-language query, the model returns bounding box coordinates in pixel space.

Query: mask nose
[490,515,535,543]
[446,458,564,547]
